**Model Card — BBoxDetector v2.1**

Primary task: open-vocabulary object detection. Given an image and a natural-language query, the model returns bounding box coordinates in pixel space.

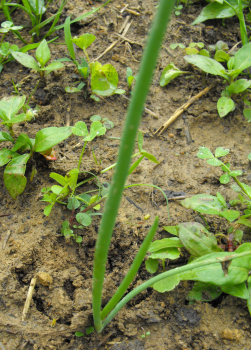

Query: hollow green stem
[102,250,251,328]
[100,217,158,320]
[92,0,175,333]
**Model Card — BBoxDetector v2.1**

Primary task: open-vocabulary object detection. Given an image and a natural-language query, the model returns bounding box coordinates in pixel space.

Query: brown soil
[0,0,251,349]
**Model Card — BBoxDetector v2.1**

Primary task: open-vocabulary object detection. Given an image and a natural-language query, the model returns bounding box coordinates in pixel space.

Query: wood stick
[154,85,213,135]
[22,277,37,321]
[93,18,131,62]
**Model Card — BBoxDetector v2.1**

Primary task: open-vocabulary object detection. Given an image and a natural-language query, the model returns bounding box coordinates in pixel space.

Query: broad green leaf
[50,172,68,186]
[181,194,226,215]
[222,282,249,299]
[239,182,251,198]
[34,126,72,152]
[0,148,18,166]
[177,222,223,257]
[76,213,92,226]
[67,196,81,210]
[214,50,230,62]
[207,158,222,166]
[10,50,40,71]
[138,130,144,152]
[229,170,242,177]
[149,247,180,260]
[244,109,251,122]
[187,282,222,302]
[215,147,229,158]
[12,133,33,152]
[40,61,64,74]
[0,42,10,55]
[84,121,106,141]
[217,97,235,117]
[4,153,29,199]
[220,173,230,184]
[153,275,180,293]
[159,62,187,86]
[28,0,46,14]
[2,113,26,124]
[51,185,65,195]
[36,39,50,67]
[0,95,26,121]
[91,62,118,96]
[226,79,251,95]
[192,0,249,25]
[236,218,251,228]
[0,132,13,142]
[163,225,178,236]
[72,33,96,50]
[221,210,240,221]
[148,237,183,253]
[72,121,88,137]
[233,42,251,72]
[184,55,228,79]
[198,49,210,57]
[44,203,54,216]
[90,115,101,122]
[145,258,159,273]
[197,146,214,159]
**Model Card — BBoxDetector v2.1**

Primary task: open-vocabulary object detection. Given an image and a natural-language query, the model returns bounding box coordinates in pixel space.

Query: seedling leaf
[76,213,92,226]
[84,121,106,141]
[36,39,50,67]
[34,127,72,152]
[4,153,29,199]
[184,55,228,80]
[217,97,235,117]
[215,147,229,158]
[72,121,88,137]
[145,258,158,273]
[181,194,226,215]
[197,147,214,159]
[72,33,96,50]
[160,62,187,86]
[0,95,26,121]
[153,275,180,293]
[10,50,40,71]
[221,210,240,221]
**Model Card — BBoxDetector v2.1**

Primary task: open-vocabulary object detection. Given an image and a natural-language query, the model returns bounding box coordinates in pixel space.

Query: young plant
[10,39,64,78]
[192,0,249,46]
[159,62,188,87]
[126,67,137,91]
[63,17,125,101]
[0,99,72,198]
[83,0,251,335]
[184,42,251,118]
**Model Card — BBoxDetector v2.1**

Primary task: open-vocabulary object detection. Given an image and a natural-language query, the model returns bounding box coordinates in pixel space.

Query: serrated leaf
[34,126,72,152]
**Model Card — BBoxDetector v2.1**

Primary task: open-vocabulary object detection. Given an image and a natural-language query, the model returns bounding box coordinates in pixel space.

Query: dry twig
[154,85,213,135]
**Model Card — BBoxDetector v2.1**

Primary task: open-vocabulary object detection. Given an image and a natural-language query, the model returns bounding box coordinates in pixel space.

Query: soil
[0,0,251,349]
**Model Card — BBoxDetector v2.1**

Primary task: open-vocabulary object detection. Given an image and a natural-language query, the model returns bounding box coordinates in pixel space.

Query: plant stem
[92,0,175,333]
[102,250,251,328]
[100,217,159,320]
